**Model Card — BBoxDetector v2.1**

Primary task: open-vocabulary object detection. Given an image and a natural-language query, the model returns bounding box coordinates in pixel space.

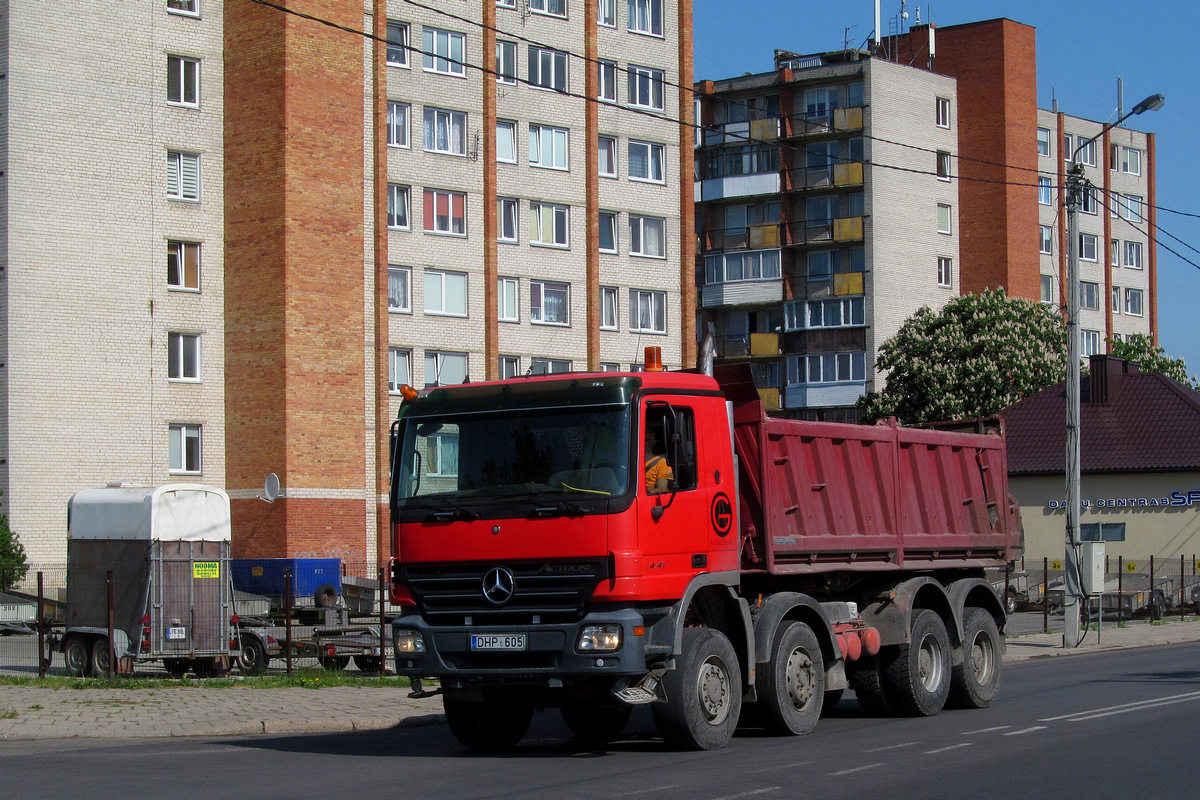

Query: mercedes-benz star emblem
[482,566,516,606]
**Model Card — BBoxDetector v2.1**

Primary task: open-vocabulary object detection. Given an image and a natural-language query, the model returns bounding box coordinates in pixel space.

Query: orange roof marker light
[644,347,664,372]
[399,384,419,401]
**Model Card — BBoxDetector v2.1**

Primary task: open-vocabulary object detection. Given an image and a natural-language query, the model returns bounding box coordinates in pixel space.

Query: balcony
[781,107,864,138]
[783,162,863,192]
[701,279,784,309]
[703,118,781,146]
[701,223,781,253]
[784,381,866,409]
[783,216,864,246]
[711,333,781,359]
[696,172,781,202]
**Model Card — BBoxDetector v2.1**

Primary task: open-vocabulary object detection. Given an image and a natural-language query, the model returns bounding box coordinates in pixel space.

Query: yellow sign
[1126,562,1138,572]
[252,566,264,576]
[193,561,220,579]
[1051,560,1063,571]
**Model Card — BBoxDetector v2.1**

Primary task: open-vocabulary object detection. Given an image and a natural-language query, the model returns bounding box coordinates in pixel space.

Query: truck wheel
[319,655,351,671]
[948,608,1003,709]
[847,658,891,716]
[353,655,384,674]
[882,609,951,716]
[443,691,533,751]
[90,638,111,678]
[239,634,269,676]
[757,621,823,736]
[163,658,189,679]
[652,627,742,751]
[64,637,91,677]
[561,705,633,745]
[1004,588,1018,615]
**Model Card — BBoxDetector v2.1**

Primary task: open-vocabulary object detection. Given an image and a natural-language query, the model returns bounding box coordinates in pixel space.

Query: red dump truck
[387,357,1021,751]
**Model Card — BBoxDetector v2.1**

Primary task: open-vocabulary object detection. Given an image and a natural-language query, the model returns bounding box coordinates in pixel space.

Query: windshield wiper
[422,501,480,522]
[529,495,588,518]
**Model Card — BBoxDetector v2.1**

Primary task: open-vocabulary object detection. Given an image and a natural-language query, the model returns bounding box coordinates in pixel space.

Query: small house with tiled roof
[1000,354,1200,563]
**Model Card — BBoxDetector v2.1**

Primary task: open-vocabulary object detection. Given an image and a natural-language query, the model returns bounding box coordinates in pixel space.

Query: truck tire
[443,690,533,751]
[560,705,633,745]
[64,637,91,677]
[90,637,111,678]
[652,627,742,751]
[847,658,891,716]
[882,609,951,716]
[239,634,269,676]
[948,608,1002,709]
[757,620,823,736]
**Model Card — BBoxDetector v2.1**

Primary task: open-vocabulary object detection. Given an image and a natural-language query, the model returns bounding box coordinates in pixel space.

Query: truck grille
[398,559,610,624]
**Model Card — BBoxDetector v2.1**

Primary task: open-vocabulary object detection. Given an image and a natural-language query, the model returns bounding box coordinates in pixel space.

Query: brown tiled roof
[1001,365,1200,474]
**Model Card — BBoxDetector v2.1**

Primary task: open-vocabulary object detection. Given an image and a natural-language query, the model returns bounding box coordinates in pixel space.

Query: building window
[599,210,618,253]
[599,0,617,26]
[530,280,570,325]
[423,189,467,236]
[1081,329,1101,357]
[1075,138,1097,167]
[387,21,409,66]
[629,215,666,258]
[530,202,570,247]
[387,184,411,229]
[424,269,467,316]
[168,424,202,474]
[786,352,866,385]
[167,151,200,201]
[628,140,664,182]
[1081,522,1126,542]
[936,150,952,180]
[425,351,468,387]
[167,241,200,291]
[598,136,617,177]
[1080,186,1097,215]
[531,358,572,375]
[935,96,950,128]
[496,40,517,84]
[167,55,199,107]
[1037,127,1051,157]
[1079,233,1098,262]
[388,266,411,313]
[529,46,568,92]
[627,64,665,110]
[424,108,467,156]
[1040,274,1054,305]
[498,197,518,242]
[499,277,519,322]
[1124,240,1143,269]
[499,356,520,379]
[628,0,663,35]
[1111,239,1121,267]
[389,348,412,393]
[529,124,569,170]
[705,249,781,284]
[422,28,465,76]
[937,203,952,235]
[598,59,618,103]
[167,0,199,17]
[167,332,201,381]
[630,289,666,333]
[1121,146,1142,175]
[784,296,865,331]
[937,256,953,288]
[601,286,619,329]
[1117,194,1143,222]
[1038,176,1052,205]
[497,0,517,8]
[1039,225,1053,255]
[1062,133,1073,162]
[387,102,410,148]
[1112,286,1121,314]
[1125,287,1144,316]
[529,0,566,17]
[1080,281,1100,311]
[496,120,517,163]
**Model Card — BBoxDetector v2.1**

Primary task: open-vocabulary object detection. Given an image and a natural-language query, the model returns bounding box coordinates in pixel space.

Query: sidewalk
[2,617,1197,741]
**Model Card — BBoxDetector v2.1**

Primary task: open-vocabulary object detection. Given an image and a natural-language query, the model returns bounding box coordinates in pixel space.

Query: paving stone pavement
[2,617,1197,741]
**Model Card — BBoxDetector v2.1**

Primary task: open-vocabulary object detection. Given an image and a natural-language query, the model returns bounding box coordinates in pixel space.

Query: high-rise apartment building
[2,0,693,567]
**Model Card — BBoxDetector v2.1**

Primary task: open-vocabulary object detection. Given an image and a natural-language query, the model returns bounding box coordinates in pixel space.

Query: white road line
[613,786,685,798]
[961,725,1011,735]
[1065,694,1200,722]
[747,762,811,775]
[1003,725,1048,736]
[925,743,973,754]
[1039,689,1200,722]
[863,741,920,753]
[711,789,780,800]
[830,763,885,776]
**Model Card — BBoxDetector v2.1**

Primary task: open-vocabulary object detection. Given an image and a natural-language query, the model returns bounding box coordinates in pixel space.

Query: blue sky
[694,0,1200,377]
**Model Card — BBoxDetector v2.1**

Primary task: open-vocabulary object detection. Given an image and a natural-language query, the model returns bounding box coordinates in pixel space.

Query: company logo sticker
[711,493,733,537]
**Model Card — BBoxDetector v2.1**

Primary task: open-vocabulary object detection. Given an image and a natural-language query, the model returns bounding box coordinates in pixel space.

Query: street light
[1062,93,1164,648]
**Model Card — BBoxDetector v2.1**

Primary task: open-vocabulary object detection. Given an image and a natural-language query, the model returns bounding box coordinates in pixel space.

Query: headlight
[393,628,426,654]
[577,624,622,653]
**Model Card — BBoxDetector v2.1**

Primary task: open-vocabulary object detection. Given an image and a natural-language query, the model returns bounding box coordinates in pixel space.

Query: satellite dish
[262,472,280,503]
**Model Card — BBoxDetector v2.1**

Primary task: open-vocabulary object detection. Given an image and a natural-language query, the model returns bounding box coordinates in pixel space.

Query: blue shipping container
[231,558,342,600]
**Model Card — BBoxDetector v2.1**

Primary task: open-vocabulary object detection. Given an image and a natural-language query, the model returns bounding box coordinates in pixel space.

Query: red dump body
[722,374,1021,577]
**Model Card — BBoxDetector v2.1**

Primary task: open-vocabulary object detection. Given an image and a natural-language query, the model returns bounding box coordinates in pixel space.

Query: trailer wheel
[847,658,891,716]
[64,637,91,677]
[443,690,533,751]
[882,609,951,716]
[239,634,269,676]
[1004,587,1018,615]
[90,638,111,678]
[948,608,1003,709]
[314,584,339,609]
[163,658,189,679]
[652,627,742,751]
[319,655,351,671]
[561,705,633,745]
[757,621,823,736]
[353,655,384,674]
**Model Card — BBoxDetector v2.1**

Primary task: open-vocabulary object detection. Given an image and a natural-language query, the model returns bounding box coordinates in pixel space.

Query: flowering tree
[1107,334,1196,388]
[858,288,1067,424]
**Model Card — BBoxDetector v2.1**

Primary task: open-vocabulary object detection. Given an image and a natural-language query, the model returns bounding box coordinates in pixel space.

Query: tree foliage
[0,503,28,592]
[858,288,1067,424]
[1107,334,1196,388]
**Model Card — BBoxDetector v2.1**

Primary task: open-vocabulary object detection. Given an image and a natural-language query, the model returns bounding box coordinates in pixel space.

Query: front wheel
[881,609,951,717]
[948,608,1003,709]
[756,621,824,735]
[652,627,742,751]
[443,690,533,751]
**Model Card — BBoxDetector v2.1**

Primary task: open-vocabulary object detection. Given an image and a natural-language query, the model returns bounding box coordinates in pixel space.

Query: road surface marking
[863,741,920,753]
[830,763,885,776]
[711,789,780,800]
[614,786,685,797]
[1039,689,1200,723]
[748,762,811,775]
[1003,725,1048,736]
[925,743,973,754]
[961,725,1011,735]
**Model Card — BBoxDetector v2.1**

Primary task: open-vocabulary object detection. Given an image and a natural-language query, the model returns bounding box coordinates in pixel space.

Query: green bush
[0,501,29,592]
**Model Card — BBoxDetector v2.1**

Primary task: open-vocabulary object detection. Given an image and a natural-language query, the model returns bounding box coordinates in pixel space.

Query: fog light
[577,624,622,653]
[393,628,426,654]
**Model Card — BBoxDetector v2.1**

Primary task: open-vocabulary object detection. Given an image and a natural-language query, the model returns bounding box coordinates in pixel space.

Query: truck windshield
[394,407,631,506]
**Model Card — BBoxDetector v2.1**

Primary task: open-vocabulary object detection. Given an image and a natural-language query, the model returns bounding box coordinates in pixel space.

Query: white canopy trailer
[62,485,238,678]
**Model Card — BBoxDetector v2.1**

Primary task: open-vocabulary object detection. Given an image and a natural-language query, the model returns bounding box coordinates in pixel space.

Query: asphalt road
[4,641,1198,800]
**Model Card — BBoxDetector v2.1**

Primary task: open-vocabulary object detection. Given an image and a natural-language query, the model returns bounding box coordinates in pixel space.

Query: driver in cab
[644,421,674,494]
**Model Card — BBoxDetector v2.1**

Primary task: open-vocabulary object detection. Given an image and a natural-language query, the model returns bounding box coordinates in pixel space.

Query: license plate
[165,627,187,641]
[470,633,526,651]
